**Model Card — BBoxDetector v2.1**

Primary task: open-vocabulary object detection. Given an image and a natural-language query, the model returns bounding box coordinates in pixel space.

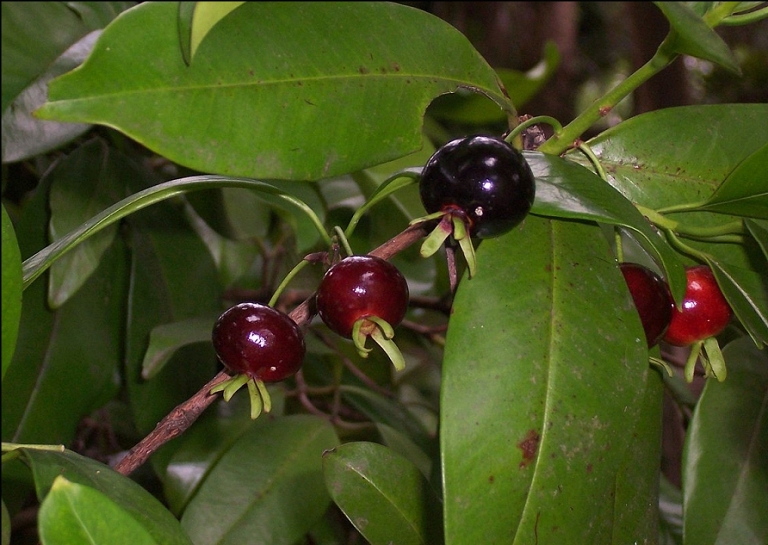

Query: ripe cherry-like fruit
[212,302,305,382]
[663,265,732,347]
[619,262,674,348]
[316,255,409,370]
[419,135,536,240]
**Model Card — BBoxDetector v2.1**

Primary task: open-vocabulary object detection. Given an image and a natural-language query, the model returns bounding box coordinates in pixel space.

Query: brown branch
[114,222,430,475]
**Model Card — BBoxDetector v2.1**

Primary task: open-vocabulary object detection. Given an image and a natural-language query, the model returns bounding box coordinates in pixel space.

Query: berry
[418,135,535,239]
[315,255,409,370]
[619,262,674,348]
[212,302,305,382]
[663,265,732,347]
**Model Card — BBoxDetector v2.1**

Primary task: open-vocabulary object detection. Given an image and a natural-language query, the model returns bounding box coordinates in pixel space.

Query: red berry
[212,302,305,382]
[663,265,732,347]
[316,255,409,338]
[619,262,674,348]
[418,135,535,239]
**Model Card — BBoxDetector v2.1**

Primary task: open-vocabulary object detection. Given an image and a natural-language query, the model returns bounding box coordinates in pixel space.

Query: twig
[114,222,430,475]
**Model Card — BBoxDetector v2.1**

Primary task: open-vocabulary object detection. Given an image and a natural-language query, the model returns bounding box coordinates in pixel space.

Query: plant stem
[538,37,676,155]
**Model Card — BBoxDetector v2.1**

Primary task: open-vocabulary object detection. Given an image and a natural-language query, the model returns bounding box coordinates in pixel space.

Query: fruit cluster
[209,133,539,418]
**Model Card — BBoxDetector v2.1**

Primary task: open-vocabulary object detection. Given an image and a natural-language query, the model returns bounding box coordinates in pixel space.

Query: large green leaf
[441,215,651,544]
[22,448,192,545]
[323,441,443,545]
[707,259,768,347]
[1,204,22,379]
[180,414,339,545]
[36,2,512,181]
[682,336,768,545]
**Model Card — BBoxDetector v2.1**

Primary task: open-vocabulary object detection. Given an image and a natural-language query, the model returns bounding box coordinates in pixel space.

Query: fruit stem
[333,226,355,258]
[574,141,608,182]
[344,168,421,239]
[269,259,311,307]
[538,37,676,155]
[504,115,563,148]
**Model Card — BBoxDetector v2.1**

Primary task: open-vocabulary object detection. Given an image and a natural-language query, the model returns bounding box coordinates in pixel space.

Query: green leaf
[1,1,131,113]
[22,448,192,545]
[707,259,768,347]
[653,2,740,73]
[141,314,219,380]
[39,476,158,545]
[36,2,511,181]
[570,104,768,273]
[682,336,768,545]
[180,2,244,63]
[323,441,443,545]
[1,204,22,379]
[47,138,134,308]
[699,143,768,219]
[441,216,651,543]
[527,151,688,304]
[180,415,339,545]
[2,179,126,447]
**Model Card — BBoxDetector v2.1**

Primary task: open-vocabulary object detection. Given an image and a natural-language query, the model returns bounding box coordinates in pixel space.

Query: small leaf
[142,314,219,379]
[323,441,443,545]
[682,336,768,545]
[38,476,159,545]
[1,204,22,379]
[653,2,741,73]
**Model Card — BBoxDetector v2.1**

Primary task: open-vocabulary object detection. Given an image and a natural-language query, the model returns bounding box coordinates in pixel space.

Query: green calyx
[210,374,273,419]
[351,316,405,371]
[414,211,478,278]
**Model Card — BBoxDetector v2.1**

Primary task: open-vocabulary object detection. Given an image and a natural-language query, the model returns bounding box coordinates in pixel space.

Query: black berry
[419,135,535,239]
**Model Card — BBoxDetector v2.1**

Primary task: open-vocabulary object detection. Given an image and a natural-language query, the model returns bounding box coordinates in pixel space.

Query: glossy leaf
[1,1,131,113]
[707,259,768,347]
[570,104,767,271]
[653,2,740,73]
[1,204,22,379]
[699,143,768,218]
[22,448,192,545]
[39,476,158,545]
[441,215,650,543]
[36,2,512,181]
[682,336,768,545]
[323,441,443,545]
[180,1,244,63]
[527,151,687,303]
[47,138,134,308]
[180,415,339,545]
